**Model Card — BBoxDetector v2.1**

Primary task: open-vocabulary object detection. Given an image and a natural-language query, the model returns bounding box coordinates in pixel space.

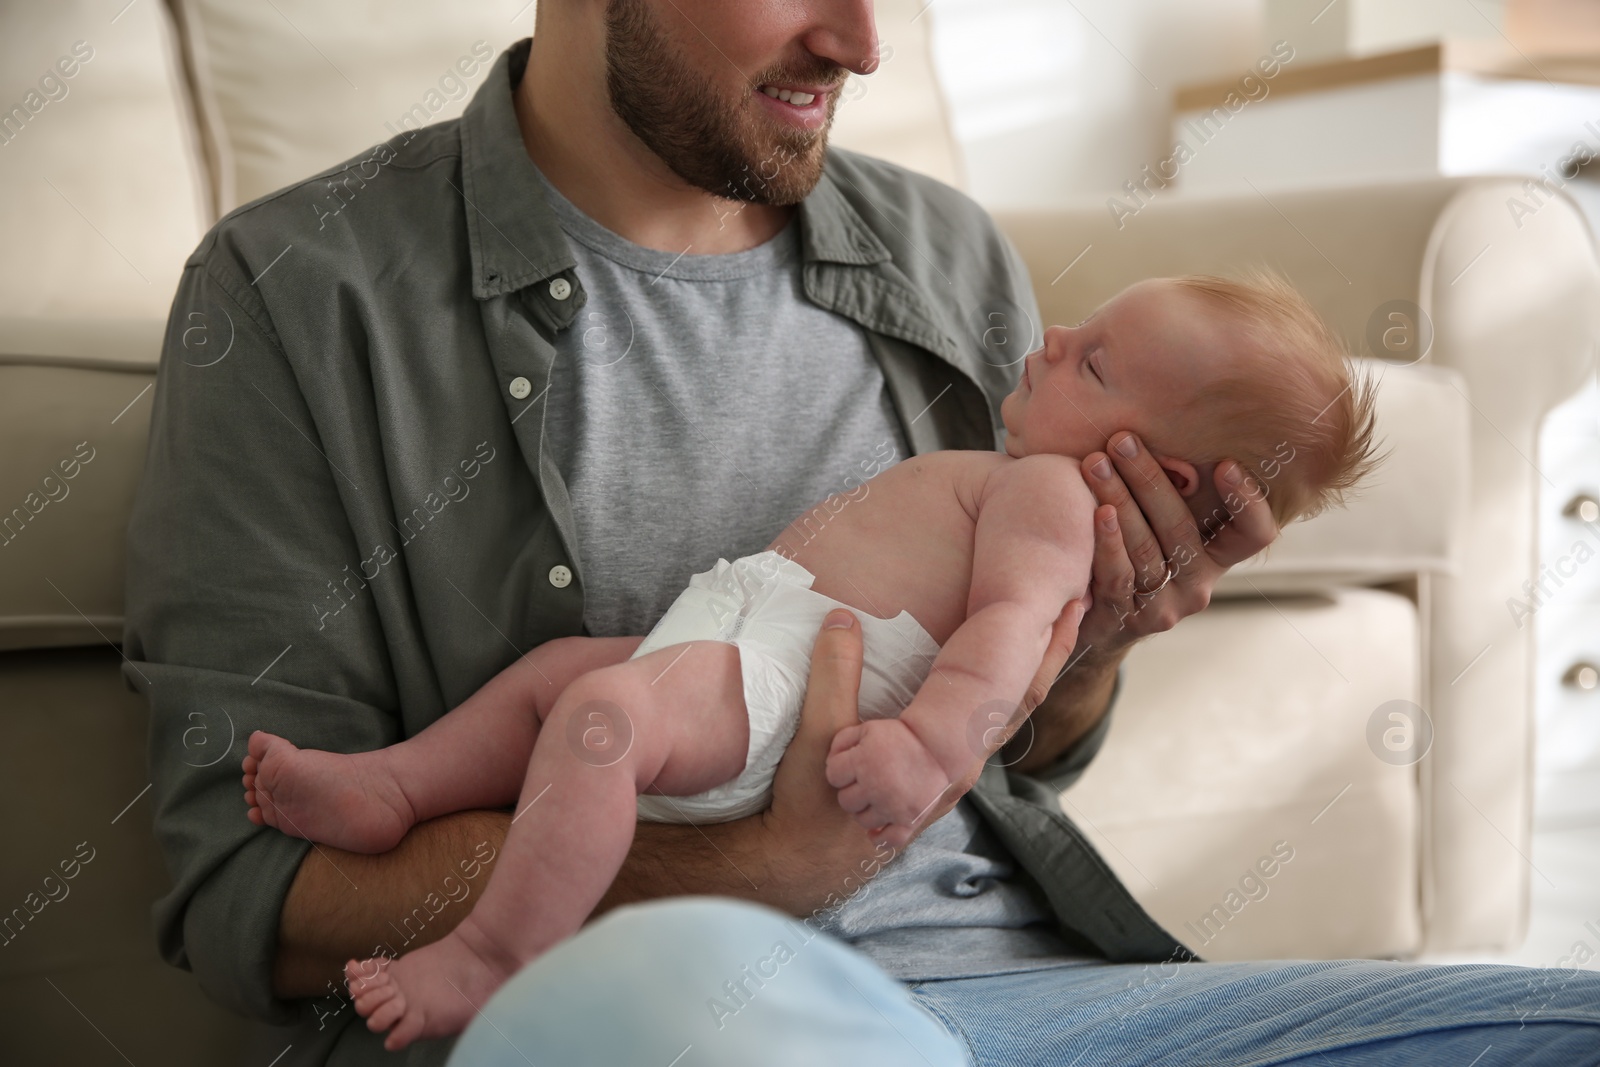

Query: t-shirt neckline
[528,159,799,282]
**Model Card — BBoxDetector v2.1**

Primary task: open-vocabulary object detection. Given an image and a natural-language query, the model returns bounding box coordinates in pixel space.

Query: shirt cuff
[167,820,313,1024]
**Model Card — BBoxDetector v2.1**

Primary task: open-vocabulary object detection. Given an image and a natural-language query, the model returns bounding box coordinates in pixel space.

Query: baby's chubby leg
[243,634,644,853]
[345,638,752,1051]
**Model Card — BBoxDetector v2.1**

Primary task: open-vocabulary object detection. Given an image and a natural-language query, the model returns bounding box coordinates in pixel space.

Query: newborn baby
[241,271,1379,1049]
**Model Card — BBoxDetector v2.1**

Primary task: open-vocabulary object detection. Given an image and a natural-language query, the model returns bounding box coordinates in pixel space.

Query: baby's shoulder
[977,453,1094,515]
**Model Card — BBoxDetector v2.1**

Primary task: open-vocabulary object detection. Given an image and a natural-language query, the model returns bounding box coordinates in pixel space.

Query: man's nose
[799,0,879,77]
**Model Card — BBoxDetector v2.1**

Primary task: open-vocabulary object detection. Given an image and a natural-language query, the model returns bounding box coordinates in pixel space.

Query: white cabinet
[1536,385,1600,826]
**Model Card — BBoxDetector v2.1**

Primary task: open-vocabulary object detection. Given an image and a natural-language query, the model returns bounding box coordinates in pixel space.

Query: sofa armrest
[1214,359,1469,595]
[995,177,1600,953]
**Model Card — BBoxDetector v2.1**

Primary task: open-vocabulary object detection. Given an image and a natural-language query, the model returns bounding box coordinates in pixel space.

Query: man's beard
[604,0,844,205]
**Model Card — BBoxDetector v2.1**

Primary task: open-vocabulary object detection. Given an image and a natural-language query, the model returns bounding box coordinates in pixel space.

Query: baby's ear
[1155,455,1201,498]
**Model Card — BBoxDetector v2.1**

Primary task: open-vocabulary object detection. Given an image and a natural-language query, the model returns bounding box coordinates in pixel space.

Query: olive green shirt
[123,38,1188,1065]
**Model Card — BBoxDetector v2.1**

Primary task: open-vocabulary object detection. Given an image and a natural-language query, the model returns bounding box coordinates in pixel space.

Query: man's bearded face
[604,0,849,206]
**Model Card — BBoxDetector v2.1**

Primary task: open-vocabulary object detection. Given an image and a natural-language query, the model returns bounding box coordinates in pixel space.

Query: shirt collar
[459,39,576,301]
[458,38,891,302]
[798,166,893,267]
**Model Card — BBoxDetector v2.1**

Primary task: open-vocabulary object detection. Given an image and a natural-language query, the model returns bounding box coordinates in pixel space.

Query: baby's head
[1000,270,1381,527]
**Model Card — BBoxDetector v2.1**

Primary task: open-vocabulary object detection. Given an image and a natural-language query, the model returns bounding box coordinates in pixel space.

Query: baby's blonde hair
[1168,268,1383,526]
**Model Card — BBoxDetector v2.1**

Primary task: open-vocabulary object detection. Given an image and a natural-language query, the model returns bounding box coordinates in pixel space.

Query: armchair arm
[994,177,1600,953]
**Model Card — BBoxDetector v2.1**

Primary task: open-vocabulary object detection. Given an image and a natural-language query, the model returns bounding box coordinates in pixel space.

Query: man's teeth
[760,85,817,106]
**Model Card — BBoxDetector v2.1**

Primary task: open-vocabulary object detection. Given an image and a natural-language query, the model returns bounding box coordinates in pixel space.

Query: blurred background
[2,0,1598,1063]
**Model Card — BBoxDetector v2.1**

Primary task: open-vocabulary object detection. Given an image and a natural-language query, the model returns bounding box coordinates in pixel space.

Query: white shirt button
[509,376,532,400]
[548,564,572,588]
[548,277,573,301]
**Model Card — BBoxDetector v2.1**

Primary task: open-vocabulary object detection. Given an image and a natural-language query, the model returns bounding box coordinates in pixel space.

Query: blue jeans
[446,897,1600,1066]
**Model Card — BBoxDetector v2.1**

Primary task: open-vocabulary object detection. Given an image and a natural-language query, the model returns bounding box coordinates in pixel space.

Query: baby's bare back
[765,450,1015,645]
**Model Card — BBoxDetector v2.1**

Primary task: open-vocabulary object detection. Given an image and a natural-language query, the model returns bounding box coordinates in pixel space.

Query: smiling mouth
[758,85,821,106]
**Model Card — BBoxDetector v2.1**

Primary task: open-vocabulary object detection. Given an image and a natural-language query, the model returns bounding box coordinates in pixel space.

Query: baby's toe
[247,731,273,761]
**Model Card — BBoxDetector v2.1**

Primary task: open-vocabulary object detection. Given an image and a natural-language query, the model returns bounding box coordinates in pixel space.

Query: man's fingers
[791,609,865,754]
[1025,595,1091,712]
[1086,504,1137,601]
[1105,432,1206,583]
[764,607,879,873]
[1051,596,1090,657]
[1083,448,1165,589]
[1088,504,1133,594]
[1207,461,1279,568]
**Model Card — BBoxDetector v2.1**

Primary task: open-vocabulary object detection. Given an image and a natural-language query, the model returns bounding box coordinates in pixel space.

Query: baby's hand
[824,718,952,849]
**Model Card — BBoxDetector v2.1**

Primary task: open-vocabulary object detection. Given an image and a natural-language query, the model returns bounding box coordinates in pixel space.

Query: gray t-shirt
[532,162,1083,980]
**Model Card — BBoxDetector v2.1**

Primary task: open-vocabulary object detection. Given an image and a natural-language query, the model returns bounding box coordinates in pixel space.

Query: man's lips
[758,82,834,105]
[755,81,839,127]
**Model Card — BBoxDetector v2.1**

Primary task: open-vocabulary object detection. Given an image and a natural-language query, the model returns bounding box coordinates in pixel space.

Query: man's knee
[447,896,967,1067]
[587,896,795,962]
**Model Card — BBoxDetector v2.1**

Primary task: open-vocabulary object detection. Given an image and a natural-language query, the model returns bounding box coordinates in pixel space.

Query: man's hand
[736,608,903,902]
[599,606,893,925]
[1076,430,1278,658]
[1003,432,1278,775]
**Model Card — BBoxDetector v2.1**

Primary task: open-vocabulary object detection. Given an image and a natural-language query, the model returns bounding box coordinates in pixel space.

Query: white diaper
[631,550,943,824]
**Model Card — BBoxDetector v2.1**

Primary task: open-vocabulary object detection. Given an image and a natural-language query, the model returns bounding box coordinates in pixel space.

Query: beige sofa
[3,1,1596,1062]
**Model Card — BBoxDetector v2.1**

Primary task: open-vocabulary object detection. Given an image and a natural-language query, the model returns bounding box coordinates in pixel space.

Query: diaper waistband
[689,551,816,641]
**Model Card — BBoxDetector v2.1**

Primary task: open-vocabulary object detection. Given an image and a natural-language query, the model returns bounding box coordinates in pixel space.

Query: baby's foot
[243,730,415,853]
[345,922,519,1051]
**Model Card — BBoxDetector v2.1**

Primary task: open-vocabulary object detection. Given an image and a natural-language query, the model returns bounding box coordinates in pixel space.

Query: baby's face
[1000,278,1243,466]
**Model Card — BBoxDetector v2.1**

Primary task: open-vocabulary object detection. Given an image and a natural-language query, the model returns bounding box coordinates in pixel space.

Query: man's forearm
[273,808,511,998]
[590,815,825,917]
[273,806,836,999]
[1005,645,1127,774]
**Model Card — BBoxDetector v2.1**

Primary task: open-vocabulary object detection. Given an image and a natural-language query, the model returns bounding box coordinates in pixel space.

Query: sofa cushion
[170,0,964,216]
[170,0,529,215]
[0,0,206,321]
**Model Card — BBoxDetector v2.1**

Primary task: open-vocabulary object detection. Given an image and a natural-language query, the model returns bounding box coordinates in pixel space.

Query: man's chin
[721,132,828,204]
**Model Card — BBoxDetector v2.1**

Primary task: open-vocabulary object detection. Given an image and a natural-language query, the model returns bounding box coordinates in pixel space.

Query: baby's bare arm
[899,454,1096,779]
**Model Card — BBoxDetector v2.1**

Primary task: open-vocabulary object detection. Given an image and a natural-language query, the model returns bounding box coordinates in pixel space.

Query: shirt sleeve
[122,252,403,1023]
[1024,663,1124,795]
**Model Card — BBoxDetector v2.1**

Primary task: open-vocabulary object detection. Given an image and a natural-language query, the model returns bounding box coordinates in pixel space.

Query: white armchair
[997,178,1600,959]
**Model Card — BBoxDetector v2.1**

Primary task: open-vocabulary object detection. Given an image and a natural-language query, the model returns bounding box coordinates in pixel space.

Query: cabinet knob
[1562,493,1599,523]
[1562,662,1599,690]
